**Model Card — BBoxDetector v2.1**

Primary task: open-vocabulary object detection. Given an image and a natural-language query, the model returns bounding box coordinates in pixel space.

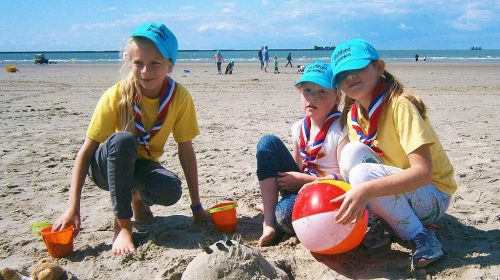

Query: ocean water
[1,49,499,65]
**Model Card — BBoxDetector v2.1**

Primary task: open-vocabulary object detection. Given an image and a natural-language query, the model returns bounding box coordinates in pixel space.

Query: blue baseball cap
[330,39,379,85]
[131,22,178,64]
[294,61,335,89]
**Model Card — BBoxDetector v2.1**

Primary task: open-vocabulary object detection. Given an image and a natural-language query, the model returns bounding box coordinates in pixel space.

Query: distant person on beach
[258,47,264,71]
[331,39,456,269]
[263,46,270,72]
[415,53,419,62]
[285,52,293,67]
[215,50,225,74]
[423,55,427,61]
[274,56,279,74]
[255,61,348,246]
[52,22,209,256]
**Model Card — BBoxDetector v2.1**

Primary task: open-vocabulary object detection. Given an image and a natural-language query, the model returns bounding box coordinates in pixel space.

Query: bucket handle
[207,203,238,214]
[32,222,52,236]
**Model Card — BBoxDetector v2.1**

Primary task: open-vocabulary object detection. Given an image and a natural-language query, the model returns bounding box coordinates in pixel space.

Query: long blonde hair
[118,38,141,133]
[117,37,173,133]
[340,66,427,128]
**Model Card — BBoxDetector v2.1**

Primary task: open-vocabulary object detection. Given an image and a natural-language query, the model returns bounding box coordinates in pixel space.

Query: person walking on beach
[415,53,419,62]
[258,47,264,71]
[331,39,457,269]
[285,52,293,67]
[256,61,348,246]
[274,56,279,74]
[215,50,225,74]
[52,22,209,256]
[262,46,270,72]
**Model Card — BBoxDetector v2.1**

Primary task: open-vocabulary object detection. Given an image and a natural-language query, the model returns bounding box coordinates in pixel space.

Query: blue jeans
[340,142,451,239]
[256,135,301,234]
[89,132,182,219]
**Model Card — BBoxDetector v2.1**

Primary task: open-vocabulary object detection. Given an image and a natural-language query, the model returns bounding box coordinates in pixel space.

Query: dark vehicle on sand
[34,54,49,64]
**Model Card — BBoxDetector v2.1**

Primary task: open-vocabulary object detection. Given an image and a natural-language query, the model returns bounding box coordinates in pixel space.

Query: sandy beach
[1,62,499,279]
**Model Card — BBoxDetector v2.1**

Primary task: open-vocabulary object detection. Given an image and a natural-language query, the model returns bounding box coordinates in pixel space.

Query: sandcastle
[182,237,289,280]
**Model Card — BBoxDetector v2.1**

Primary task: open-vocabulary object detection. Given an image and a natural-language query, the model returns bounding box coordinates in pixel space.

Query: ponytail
[384,71,427,119]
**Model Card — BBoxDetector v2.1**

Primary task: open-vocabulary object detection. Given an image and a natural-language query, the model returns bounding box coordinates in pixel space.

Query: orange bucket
[208,202,237,233]
[40,226,75,258]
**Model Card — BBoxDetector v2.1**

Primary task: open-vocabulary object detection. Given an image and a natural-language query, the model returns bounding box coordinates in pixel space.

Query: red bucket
[40,226,75,258]
[208,202,237,233]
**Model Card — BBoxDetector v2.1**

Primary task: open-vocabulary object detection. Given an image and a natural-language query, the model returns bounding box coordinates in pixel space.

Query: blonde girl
[331,39,457,269]
[53,23,208,256]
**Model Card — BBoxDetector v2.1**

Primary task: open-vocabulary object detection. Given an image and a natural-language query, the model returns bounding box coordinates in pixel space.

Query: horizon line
[1,48,496,54]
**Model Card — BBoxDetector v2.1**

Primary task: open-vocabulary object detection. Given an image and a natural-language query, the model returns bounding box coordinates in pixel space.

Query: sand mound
[182,239,289,280]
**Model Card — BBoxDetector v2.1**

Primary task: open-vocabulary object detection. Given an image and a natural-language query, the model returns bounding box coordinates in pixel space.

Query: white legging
[340,142,450,240]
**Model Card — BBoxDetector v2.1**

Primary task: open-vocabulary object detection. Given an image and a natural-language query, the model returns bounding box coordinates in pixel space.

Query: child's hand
[52,210,81,237]
[331,184,370,225]
[192,207,210,224]
[277,172,305,192]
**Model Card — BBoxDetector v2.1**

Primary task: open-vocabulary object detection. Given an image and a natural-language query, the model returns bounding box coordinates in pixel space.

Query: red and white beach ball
[292,180,368,254]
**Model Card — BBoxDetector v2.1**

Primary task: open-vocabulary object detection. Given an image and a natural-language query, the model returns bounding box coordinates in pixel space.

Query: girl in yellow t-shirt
[52,22,209,256]
[331,39,457,269]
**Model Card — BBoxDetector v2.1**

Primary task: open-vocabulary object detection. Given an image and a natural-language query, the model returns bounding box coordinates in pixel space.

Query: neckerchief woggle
[351,80,389,157]
[299,109,341,176]
[134,77,176,157]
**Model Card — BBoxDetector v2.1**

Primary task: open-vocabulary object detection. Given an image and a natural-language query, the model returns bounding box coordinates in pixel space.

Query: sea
[1,49,500,65]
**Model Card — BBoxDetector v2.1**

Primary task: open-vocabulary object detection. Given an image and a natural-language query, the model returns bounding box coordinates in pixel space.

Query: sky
[1,0,499,51]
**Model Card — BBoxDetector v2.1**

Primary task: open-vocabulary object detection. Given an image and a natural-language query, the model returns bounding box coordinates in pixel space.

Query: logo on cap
[333,46,352,67]
[146,25,169,41]
[305,63,328,74]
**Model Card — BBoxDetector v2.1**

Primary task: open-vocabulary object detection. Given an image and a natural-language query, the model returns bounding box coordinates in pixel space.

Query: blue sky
[1,0,498,51]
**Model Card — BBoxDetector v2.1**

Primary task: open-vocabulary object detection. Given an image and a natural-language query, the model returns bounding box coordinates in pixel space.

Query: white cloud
[399,23,413,29]
[303,32,317,37]
[223,2,236,13]
[451,2,495,31]
[326,1,411,17]
[214,2,235,13]
[196,22,248,32]
[179,6,195,11]
[71,20,130,31]
[273,9,302,19]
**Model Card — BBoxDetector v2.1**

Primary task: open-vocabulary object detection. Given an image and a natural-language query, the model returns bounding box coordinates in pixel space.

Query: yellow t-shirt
[347,93,457,195]
[86,81,200,162]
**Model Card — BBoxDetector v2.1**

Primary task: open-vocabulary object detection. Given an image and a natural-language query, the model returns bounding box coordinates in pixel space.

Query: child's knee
[340,142,382,182]
[109,132,137,152]
[142,174,182,206]
[348,163,378,186]
[256,134,280,152]
[143,184,182,207]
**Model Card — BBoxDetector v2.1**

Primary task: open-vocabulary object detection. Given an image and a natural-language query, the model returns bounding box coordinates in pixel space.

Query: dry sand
[1,62,499,279]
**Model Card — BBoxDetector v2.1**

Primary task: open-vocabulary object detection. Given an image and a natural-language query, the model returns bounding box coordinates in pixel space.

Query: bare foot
[132,191,154,224]
[112,219,136,256]
[258,224,277,246]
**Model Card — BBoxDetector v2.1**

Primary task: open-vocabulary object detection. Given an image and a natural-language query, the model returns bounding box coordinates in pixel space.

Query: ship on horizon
[314,45,335,50]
